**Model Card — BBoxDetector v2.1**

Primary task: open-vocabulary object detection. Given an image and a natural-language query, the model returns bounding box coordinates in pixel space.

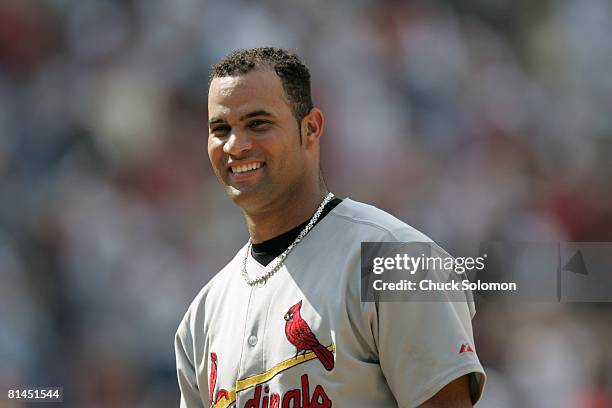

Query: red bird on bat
[284,300,335,371]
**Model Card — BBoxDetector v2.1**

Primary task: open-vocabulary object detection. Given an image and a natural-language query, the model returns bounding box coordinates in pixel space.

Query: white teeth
[231,163,261,174]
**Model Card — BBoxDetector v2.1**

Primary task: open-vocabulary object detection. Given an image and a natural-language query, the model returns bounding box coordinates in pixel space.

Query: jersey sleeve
[374,299,486,407]
[175,312,206,408]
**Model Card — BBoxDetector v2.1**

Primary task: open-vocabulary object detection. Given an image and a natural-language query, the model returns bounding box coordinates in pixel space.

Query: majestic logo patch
[459,343,474,354]
[284,300,335,371]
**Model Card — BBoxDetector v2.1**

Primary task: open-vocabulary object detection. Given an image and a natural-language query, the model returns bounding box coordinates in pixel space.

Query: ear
[300,108,324,149]
[298,299,303,308]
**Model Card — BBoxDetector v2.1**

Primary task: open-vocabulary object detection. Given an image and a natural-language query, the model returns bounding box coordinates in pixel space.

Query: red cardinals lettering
[284,300,335,371]
[209,352,228,405]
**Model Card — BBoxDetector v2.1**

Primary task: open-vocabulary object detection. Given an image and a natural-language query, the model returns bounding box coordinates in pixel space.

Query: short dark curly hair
[209,47,314,125]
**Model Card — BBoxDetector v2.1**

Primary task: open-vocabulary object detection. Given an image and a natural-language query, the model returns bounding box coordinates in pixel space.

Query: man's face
[207,69,307,210]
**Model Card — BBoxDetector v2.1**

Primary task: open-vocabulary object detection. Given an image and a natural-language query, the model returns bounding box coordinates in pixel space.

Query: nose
[223,130,252,156]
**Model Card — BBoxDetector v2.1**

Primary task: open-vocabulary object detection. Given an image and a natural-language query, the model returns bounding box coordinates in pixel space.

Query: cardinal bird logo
[284,300,335,371]
[209,352,228,405]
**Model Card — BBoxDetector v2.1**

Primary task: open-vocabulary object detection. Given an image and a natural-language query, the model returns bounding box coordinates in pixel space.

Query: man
[175,47,485,407]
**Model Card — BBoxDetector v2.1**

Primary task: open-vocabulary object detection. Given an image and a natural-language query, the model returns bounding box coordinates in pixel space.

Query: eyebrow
[209,110,274,126]
[240,110,274,121]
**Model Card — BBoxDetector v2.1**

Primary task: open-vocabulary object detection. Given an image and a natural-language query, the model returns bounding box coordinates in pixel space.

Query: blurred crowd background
[1,0,611,406]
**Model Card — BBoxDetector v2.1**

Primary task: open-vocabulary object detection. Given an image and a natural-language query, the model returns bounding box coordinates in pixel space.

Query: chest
[202,254,351,408]
[197,240,400,407]
[207,266,338,375]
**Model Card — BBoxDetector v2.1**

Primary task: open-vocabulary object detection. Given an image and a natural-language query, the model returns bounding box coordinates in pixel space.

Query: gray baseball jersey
[175,198,486,407]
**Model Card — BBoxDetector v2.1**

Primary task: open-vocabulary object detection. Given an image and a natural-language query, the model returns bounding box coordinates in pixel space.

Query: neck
[244,187,328,244]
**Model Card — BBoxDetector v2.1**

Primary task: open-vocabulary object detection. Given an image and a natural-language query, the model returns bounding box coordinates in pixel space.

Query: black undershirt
[251,198,343,266]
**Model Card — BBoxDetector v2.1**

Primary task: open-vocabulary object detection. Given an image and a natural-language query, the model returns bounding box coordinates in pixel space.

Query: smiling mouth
[229,162,265,175]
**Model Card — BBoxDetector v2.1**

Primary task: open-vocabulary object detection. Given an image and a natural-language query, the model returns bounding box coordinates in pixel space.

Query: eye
[210,125,230,136]
[248,120,271,131]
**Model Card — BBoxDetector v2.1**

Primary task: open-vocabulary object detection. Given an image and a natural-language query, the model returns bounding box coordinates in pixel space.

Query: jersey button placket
[236,284,265,407]
[248,335,258,347]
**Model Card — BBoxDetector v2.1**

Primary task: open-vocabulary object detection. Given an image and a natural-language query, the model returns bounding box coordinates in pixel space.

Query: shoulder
[328,198,434,243]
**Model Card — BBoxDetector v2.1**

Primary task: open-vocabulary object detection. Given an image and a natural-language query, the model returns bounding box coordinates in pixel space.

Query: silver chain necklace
[241,192,335,286]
